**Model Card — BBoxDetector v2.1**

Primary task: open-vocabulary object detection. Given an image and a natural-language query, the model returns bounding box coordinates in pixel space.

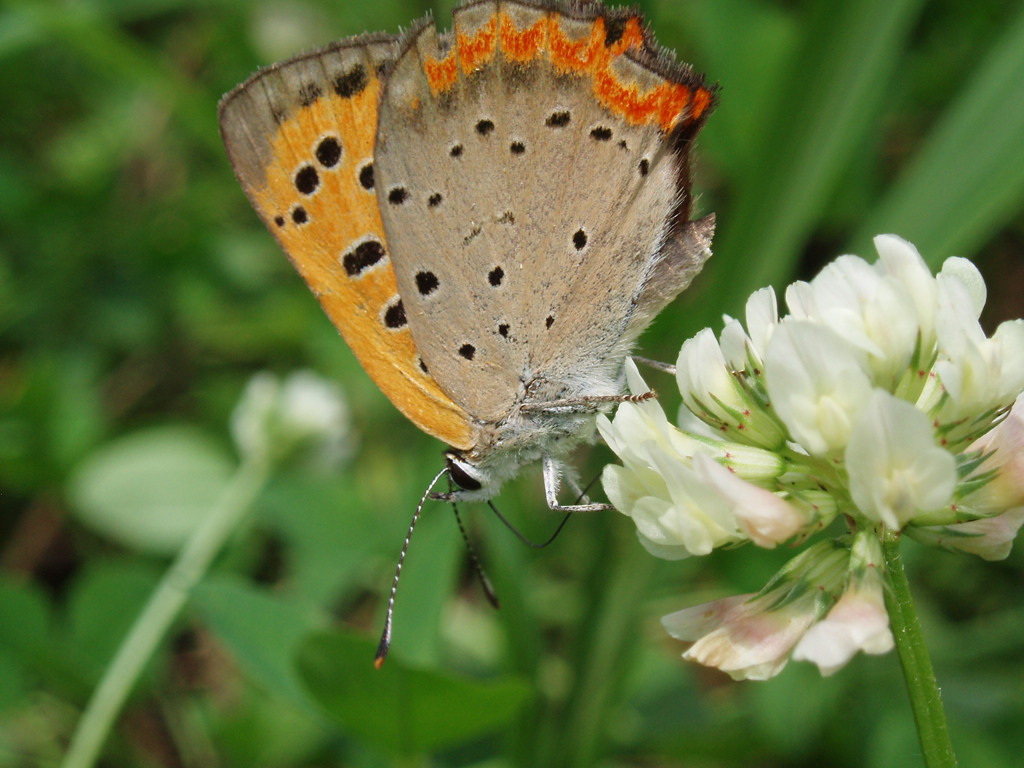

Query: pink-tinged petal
[682,601,817,681]
[662,594,754,641]
[792,584,893,676]
[911,508,1024,561]
[663,593,820,681]
[964,395,1024,512]
[693,454,807,548]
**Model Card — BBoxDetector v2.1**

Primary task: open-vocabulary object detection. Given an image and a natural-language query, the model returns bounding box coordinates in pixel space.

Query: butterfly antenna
[485,469,603,548]
[449,493,500,609]
[577,471,602,500]
[374,465,449,669]
[486,500,572,548]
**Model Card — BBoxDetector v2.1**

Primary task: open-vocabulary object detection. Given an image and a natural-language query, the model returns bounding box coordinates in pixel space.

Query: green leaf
[296,630,531,757]
[67,425,234,555]
[851,5,1024,261]
[257,474,390,608]
[0,646,29,711]
[0,578,51,658]
[192,577,323,713]
[207,694,328,768]
[697,0,925,322]
[657,0,798,178]
[64,559,162,685]
[0,579,61,690]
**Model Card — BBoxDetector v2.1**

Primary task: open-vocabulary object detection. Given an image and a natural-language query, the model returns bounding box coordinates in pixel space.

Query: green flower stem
[61,455,271,768]
[880,530,957,768]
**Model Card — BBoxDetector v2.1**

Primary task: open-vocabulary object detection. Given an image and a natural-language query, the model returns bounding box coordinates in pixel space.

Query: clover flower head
[231,370,353,466]
[602,235,1024,679]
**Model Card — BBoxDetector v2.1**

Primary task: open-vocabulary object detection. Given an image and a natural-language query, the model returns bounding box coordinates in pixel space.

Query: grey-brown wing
[374,0,715,423]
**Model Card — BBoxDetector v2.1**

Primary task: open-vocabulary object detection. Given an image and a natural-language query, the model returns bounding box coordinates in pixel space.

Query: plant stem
[880,530,957,768]
[61,455,270,768]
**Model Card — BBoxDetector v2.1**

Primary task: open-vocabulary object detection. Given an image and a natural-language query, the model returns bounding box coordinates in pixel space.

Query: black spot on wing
[295,165,319,195]
[358,162,374,190]
[315,136,342,168]
[546,111,570,127]
[604,16,626,47]
[384,298,407,329]
[299,83,322,106]
[416,271,439,295]
[342,239,385,276]
[333,65,368,98]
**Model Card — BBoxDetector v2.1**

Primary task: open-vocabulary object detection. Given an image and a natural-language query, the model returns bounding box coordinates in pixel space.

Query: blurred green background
[2,0,1024,766]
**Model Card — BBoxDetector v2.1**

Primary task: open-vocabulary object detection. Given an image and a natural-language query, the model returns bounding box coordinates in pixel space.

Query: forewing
[219,35,475,450]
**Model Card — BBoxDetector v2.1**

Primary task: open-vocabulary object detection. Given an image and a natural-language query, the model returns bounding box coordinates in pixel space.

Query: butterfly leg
[543,456,613,513]
[520,392,656,415]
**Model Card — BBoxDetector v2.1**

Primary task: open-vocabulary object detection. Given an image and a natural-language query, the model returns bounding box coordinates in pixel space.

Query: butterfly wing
[219,36,476,450]
[373,1,715,424]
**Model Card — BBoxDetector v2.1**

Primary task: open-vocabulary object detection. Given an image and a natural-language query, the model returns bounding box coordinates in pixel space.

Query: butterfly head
[443,450,491,500]
[440,443,547,502]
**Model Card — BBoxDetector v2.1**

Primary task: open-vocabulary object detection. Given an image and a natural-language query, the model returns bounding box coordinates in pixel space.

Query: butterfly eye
[445,454,483,491]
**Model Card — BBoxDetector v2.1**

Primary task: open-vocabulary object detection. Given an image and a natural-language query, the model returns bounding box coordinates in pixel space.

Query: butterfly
[219,0,715,513]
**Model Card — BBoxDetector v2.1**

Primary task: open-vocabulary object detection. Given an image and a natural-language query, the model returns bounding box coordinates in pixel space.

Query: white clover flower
[231,372,279,460]
[598,360,706,467]
[719,317,751,374]
[719,286,779,370]
[231,370,352,465]
[764,319,873,456]
[786,255,919,388]
[662,542,849,680]
[600,235,1024,681]
[677,328,786,448]
[600,362,791,558]
[939,256,986,316]
[612,452,742,559]
[792,532,893,676]
[933,272,1024,432]
[846,390,957,529]
[873,235,939,357]
[744,286,781,362]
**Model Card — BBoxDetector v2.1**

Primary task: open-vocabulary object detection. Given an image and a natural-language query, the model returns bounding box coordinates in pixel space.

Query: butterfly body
[220,0,715,506]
